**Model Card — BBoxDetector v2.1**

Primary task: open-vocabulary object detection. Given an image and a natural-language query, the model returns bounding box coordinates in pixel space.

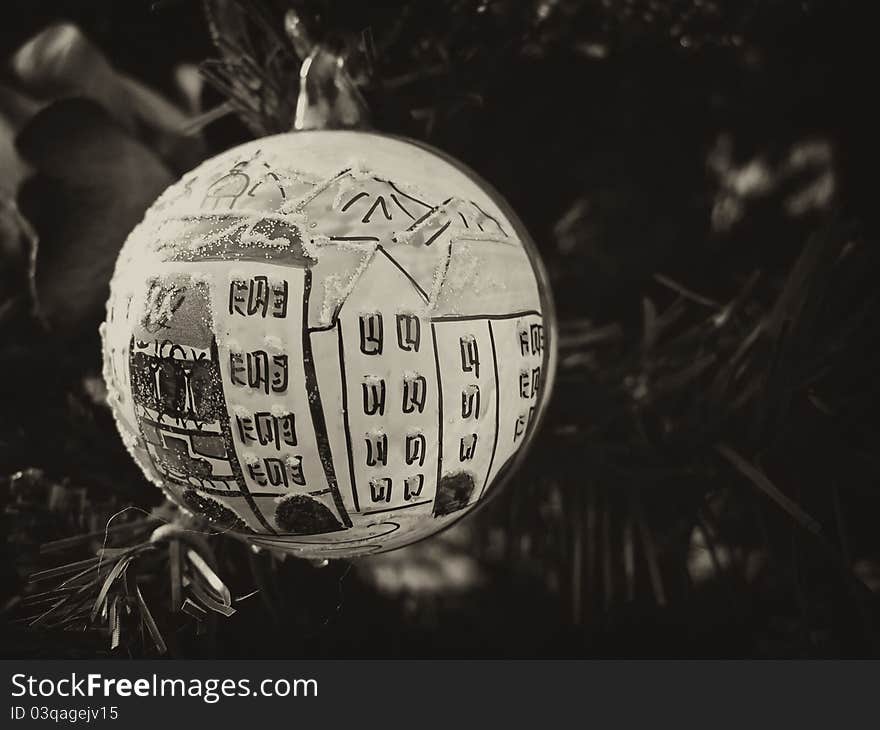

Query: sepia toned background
[2,0,879,657]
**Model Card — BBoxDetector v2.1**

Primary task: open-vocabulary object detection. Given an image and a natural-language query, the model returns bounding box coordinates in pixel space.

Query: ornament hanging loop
[285,10,371,131]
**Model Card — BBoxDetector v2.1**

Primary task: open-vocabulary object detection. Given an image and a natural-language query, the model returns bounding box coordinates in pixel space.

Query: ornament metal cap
[286,10,370,131]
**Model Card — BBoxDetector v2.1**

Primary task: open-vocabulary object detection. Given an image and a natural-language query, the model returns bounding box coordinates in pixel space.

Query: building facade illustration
[104,149,550,554]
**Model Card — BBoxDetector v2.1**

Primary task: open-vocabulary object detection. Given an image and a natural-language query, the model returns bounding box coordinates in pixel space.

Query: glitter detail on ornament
[102,131,556,558]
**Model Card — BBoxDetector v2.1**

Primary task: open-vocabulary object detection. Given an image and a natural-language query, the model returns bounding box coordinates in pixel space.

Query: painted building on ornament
[106,165,546,544]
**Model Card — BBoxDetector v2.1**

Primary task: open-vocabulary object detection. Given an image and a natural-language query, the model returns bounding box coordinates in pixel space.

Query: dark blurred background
[2,0,880,658]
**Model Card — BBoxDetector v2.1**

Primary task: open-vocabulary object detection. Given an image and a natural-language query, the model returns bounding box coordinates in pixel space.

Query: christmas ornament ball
[101,130,556,558]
